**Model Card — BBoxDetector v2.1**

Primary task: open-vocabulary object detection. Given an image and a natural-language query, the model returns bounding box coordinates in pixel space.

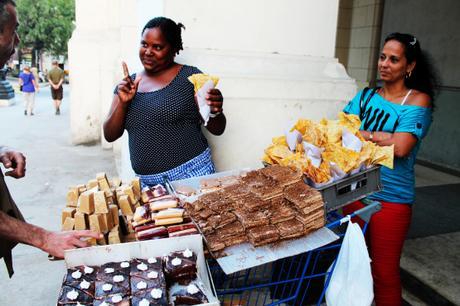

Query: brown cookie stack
[185,165,325,254]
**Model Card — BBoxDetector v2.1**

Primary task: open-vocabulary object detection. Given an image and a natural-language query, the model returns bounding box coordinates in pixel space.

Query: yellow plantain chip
[358,141,375,167]
[187,73,219,93]
[322,143,360,173]
[291,119,315,135]
[372,144,394,169]
[304,160,331,183]
[279,153,309,172]
[338,112,361,131]
[265,144,293,163]
[272,136,288,146]
[319,119,342,145]
[262,154,275,165]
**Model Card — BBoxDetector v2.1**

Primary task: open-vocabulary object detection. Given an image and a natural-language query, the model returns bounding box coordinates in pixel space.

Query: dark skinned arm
[204,88,226,135]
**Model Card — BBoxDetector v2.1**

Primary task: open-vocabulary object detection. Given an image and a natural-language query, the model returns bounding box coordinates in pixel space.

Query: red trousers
[342,200,412,306]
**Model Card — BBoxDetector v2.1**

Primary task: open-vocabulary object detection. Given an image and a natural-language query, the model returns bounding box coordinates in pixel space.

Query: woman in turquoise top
[343,33,438,306]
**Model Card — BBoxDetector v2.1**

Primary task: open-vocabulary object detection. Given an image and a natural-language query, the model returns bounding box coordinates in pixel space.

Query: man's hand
[0,149,26,178]
[40,230,102,258]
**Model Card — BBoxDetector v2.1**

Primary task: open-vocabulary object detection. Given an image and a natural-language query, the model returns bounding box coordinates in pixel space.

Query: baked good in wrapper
[188,73,219,126]
[163,249,197,285]
[131,287,168,306]
[58,285,94,305]
[93,294,130,305]
[169,281,209,305]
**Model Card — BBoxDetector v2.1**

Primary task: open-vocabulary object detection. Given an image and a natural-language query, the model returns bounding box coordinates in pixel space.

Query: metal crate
[209,201,381,306]
[315,166,382,212]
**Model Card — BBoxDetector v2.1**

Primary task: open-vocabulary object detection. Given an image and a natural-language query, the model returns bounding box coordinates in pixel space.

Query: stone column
[69,0,356,179]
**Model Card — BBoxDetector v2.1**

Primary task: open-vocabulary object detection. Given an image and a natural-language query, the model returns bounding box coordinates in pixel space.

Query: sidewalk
[0,87,459,305]
[0,86,117,305]
[401,165,460,306]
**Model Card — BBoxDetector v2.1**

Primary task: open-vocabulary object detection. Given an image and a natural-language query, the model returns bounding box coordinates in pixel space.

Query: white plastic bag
[326,220,373,306]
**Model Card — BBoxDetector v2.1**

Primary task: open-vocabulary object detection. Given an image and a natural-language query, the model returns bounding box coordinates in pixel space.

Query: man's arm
[0,211,101,258]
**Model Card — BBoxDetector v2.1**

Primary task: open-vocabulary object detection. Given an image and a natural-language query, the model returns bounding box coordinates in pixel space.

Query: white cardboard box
[64,234,220,306]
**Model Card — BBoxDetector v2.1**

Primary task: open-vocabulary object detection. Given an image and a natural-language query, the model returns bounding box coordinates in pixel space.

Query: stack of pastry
[185,165,325,254]
[62,176,199,246]
[61,172,139,246]
[57,249,209,306]
[131,184,199,241]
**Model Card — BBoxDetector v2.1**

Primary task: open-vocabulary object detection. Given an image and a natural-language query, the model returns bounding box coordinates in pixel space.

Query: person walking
[18,65,38,116]
[47,60,64,115]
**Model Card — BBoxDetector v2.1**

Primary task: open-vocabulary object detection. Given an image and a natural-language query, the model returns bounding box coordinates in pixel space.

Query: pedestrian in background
[47,60,64,115]
[18,65,38,116]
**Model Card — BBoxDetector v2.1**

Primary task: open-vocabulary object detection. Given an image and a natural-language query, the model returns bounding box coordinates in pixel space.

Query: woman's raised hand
[117,62,141,104]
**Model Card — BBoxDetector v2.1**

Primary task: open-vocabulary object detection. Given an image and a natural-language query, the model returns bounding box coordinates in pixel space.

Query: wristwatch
[369,132,374,141]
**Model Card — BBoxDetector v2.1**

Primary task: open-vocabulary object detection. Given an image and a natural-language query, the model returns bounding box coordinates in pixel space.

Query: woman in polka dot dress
[103,17,226,187]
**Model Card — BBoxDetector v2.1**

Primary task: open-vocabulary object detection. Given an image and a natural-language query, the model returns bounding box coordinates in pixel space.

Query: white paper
[216,227,338,275]
[303,141,324,168]
[285,129,303,151]
[196,80,216,126]
[329,162,348,181]
[342,128,363,153]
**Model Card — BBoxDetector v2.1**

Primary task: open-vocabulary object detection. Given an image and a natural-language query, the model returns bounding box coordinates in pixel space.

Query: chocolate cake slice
[63,267,95,285]
[130,258,162,276]
[295,207,325,226]
[94,273,130,299]
[208,198,235,213]
[93,294,130,306]
[223,233,248,247]
[131,287,168,306]
[163,249,197,285]
[57,285,94,305]
[207,212,237,229]
[265,200,296,224]
[260,165,302,187]
[204,234,225,252]
[170,282,209,305]
[247,225,280,247]
[283,181,324,210]
[234,210,269,229]
[217,221,245,239]
[235,194,270,212]
[276,218,305,239]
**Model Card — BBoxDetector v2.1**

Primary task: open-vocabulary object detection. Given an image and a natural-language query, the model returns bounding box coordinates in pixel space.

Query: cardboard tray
[64,234,220,306]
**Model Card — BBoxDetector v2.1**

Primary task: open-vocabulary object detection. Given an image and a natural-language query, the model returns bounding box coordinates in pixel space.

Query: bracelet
[209,112,222,118]
[369,132,374,141]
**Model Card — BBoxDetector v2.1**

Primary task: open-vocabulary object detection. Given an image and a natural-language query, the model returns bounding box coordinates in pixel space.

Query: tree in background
[16,0,75,67]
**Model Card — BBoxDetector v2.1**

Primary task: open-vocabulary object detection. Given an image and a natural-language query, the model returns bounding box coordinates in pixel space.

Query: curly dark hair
[142,17,185,55]
[384,32,440,102]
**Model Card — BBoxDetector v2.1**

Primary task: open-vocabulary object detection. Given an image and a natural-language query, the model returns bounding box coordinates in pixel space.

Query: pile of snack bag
[262,112,394,187]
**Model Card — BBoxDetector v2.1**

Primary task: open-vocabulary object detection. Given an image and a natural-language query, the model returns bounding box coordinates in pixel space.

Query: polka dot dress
[124,65,209,175]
